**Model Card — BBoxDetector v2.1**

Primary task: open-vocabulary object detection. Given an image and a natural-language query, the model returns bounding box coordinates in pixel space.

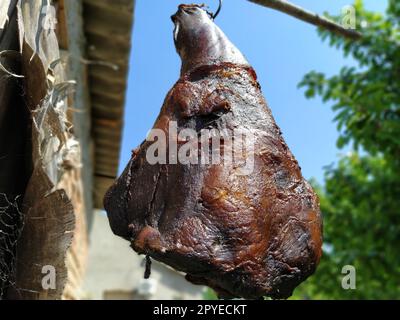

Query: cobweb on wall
[0,193,23,299]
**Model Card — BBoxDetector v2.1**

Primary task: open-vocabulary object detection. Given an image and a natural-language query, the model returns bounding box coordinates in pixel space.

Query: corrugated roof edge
[83,0,135,209]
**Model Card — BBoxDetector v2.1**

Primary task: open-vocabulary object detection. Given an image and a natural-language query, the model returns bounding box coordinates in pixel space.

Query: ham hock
[104,4,322,299]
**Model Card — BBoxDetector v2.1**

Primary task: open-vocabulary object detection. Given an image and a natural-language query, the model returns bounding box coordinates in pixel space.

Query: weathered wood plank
[6,0,79,300]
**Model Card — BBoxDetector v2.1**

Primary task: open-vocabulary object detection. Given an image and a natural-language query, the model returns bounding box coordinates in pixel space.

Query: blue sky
[120,0,387,182]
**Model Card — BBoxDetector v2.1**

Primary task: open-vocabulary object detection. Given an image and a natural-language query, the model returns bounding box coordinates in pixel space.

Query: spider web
[0,193,23,299]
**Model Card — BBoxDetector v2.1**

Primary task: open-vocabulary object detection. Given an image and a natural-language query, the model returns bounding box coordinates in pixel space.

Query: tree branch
[248,0,362,40]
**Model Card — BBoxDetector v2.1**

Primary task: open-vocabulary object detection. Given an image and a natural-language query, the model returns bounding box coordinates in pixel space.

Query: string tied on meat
[144,254,152,279]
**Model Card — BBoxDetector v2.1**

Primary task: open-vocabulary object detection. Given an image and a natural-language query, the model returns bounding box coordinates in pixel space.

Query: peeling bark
[1,0,80,300]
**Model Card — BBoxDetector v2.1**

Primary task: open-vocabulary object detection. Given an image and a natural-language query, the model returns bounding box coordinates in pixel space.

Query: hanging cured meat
[104,4,322,299]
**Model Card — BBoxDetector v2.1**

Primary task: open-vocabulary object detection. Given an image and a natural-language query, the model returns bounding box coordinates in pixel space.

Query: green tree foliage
[294,0,400,299]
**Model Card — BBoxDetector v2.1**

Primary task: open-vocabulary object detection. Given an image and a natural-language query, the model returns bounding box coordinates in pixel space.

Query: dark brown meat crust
[104,5,322,299]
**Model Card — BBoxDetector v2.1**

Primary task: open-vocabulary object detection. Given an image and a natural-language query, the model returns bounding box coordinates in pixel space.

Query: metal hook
[213,0,223,20]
